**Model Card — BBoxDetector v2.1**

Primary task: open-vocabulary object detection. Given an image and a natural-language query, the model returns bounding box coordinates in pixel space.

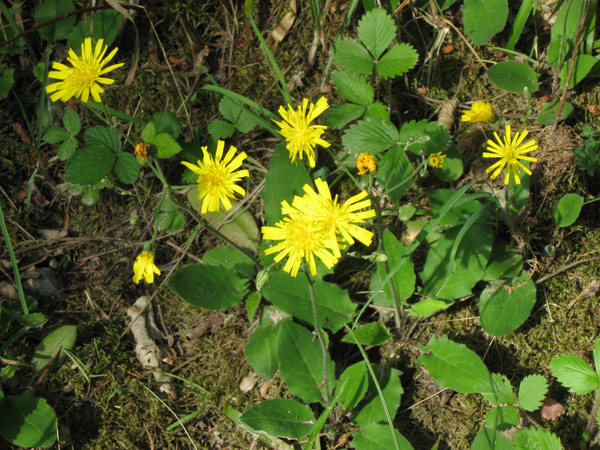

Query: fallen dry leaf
[541,398,565,420]
[568,279,600,309]
[239,372,259,394]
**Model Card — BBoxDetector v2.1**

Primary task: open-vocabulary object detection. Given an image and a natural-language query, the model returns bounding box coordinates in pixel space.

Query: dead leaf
[38,229,68,240]
[568,279,600,309]
[239,372,259,393]
[541,398,564,420]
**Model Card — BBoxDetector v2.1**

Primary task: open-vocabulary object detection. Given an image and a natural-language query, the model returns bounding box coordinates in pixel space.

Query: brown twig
[535,255,600,285]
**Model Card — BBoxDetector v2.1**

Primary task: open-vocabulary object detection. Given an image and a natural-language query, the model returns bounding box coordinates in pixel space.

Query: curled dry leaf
[541,398,565,420]
[239,372,259,394]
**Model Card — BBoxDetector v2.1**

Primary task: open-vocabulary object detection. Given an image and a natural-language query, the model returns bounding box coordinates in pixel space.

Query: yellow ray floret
[483,125,538,185]
[273,96,331,168]
[181,140,249,214]
[46,37,124,103]
[133,251,161,284]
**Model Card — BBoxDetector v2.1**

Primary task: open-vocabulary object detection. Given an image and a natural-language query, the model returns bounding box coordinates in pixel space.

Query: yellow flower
[428,152,446,168]
[262,207,340,277]
[181,140,249,214]
[461,101,495,123]
[135,142,149,160]
[273,96,331,168]
[291,178,376,252]
[46,37,124,103]
[357,152,377,175]
[133,251,161,284]
[483,125,538,185]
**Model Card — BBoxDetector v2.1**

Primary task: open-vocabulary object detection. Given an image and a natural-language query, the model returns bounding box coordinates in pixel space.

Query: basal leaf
[352,423,413,450]
[560,55,598,89]
[376,43,419,79]
[487,61,539,94]
[353,365,403,425]
[31,325,77,373]
[0,392,57,447]
[341,323,392,346]
[551,353,600,394]
[483,245,523,281]
[553,193,583,227]
[240,399,314,439]
[34,0,76,42]
[462,0,508,46]
[518,374,548,411]
[357,8,396,60]
[334,39,374,75]
[336,362,369,411]
[245,313,279,378]
[203,245,256,279]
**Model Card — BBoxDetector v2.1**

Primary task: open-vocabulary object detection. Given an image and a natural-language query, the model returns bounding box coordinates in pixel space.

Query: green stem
[586,388,600,437]
[304,267,331,403]
[0,199,28,315]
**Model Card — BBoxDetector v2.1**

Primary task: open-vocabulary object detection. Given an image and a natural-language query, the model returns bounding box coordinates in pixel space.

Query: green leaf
[483,245,523,281]
[240,399,314,439]
[471,428,513,450]
[376,43,419,79]
[141,121,155,143]
[156,211,174,231]
[513,427,562,450]
[547,34,572,69]
[64,146,116,185]
[551,353,600,394]
[219,96,259,133]
[357,8,396,60]
[168,264,249,310]
[246,292,261,321]
[379,229,415,303]
[152,111,182,139]
[594,338,600,377]
[245,312,279,378]
[90,10,122,46]
[0,64,15,100]
[84,126,121,153]
[153,133,182,158]
[203,246,256,279]
[168,212,185,232]
[342,323,392,346]
[410,299,451,316]
[537,99,574,125]
[487,61,539,94]
[323,103,366,129]
[0,392,57,447]
[208,119,235,138]
[353,365,403,425]
[261,272,356,332]
[353,423,413,450]
[342,118,400,155]
[553,193,583,227]
[262,143,311,225]
[365,102,391,122]
[462,0,509,46]
[277,319,333,403]
[518,374,548,411]
[331,71,374,106]
[58,137,78,160]
[479,272,536,336]
[115,152,139,184]
[482,373,516,404]
[336,362,369,410]
[62,109,81,135]
[334,39,374,75]
[43,126,70,144]
[419,335,493,393]
[560,55,598,88]
[80,187,100,206]
[31,325,77,373]
[485,405,520,431]
[34,0,76,42]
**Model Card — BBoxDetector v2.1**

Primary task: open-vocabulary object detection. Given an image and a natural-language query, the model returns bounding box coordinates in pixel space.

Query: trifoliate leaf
[331,70,373,106]
[377,43,419,79]
[334,39,374,75]
[357,8,396,60]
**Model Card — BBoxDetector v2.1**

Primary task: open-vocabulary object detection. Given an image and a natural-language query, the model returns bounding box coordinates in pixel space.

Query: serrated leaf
[352,423,413,450]
[342,323,391,346]
[168,264,249,310]
[240,399,314,439]
[115,152,139,184]
[485,405,520,431]
[482,373,515,404]
[551,354,600,394]
[152,110,181,138]
[365,102,390,121]
[43,126,70,144]
[336,362,369,410]
[377,43,419,79]
[153,133,182,158]
[342,118,400,155]
[58,136,78,160]
[419,335,493,394]
[334,39,374,75]
[84,126,121,153]
[62,109,81,135]
[471,428,513,450]
[0,392,57,447]
[357,8,396,60]
[513,427,562,450]
[208,119,235,138]
[64,146,116,185]
[331,71,374,106]
[141,122,155,142]
[323,103,366,129]
[31,325,77,372]
[462,0,508,46]
[518,374,548,411]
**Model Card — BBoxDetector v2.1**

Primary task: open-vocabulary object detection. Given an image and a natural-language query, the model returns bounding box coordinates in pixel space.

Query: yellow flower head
[181,140,249,214]
[357,152,377,175]
[483,125,538,185]
[46,37,124,103]
[133,251,161,284]
[428,152,446,168]
[135,142,149,160]
[291,178,376,252]
[461,101,495,123]
[262,207,340,277]
[273,96,331,168]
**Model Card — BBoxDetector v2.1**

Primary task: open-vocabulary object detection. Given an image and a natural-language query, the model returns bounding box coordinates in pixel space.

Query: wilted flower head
[135,142,149,160]
[181,140,249,214]
[46,37,124,103]
[357,152,377,175]
[133,251,161,284]
[428,152,446,168]
[483,125,538,185]
[461,101,494,123]
[273,96,330,168]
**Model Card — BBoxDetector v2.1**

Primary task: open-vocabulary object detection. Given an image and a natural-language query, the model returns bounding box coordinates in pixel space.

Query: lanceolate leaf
[336,362,369,411]
[31,325,77,373]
